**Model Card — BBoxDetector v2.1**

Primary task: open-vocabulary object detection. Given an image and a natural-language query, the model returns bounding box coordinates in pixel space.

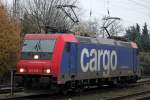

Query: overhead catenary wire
[128,0,150,10]
[104,0,150,26]
[110,1,150,15]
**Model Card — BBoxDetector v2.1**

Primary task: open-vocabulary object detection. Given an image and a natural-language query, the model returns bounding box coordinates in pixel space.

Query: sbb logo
[80,48,117,76]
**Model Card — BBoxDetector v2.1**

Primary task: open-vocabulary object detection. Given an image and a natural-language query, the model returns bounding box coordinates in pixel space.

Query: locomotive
[16,33,140,91]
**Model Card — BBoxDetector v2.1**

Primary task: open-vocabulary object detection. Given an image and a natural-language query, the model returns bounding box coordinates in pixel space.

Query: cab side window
[65,42,71,52]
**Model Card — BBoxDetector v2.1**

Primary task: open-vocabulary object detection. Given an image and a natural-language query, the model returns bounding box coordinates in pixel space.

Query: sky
[79,0,150,27]
[6,0,150,28]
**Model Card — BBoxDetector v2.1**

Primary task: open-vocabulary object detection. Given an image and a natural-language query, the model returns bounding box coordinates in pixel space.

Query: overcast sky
[7,0,150,28]
[79,0,150,27]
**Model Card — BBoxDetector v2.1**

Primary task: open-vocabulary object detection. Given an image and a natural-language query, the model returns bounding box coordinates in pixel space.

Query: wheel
[59,84,69,95]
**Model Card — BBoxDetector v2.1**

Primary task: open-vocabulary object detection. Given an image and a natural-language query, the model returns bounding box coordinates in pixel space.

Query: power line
[110,2,150,16]
[128,0,150,10]
[109,1,150,24]
[136,0,150,6]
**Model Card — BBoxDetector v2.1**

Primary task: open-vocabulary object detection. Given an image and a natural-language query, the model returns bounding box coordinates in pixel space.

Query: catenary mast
[13,0,20,18]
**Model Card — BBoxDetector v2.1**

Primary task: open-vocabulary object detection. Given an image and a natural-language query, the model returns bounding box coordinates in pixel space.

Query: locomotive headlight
[46,69,51,74]
[34,55,39,59]
[19,68,24,73]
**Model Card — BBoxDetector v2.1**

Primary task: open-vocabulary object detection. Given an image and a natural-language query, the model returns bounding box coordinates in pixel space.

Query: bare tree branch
[18,0,79,33]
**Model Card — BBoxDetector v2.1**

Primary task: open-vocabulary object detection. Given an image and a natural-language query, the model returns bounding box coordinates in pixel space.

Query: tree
[125,23,150,51]
[141,22,150,52]
[125,23,143,50]
[0,1,20,78]
[73,18,100,37]
[19,0,79,34]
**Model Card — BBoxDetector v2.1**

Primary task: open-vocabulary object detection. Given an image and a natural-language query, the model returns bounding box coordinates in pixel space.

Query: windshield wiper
[34,40,41,52]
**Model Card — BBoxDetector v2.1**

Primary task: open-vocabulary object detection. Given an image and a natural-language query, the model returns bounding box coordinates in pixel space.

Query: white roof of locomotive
[76,36,134,48]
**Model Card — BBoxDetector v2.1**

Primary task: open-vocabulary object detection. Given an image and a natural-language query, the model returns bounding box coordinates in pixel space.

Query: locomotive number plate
[28,69,41,73]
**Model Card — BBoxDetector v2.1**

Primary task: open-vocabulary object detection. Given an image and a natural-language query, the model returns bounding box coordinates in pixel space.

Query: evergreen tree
[141,22,150,52]
[125,23,142,50]
[135,24,142,50]
[126,26,136,41]
[135,24,141,43]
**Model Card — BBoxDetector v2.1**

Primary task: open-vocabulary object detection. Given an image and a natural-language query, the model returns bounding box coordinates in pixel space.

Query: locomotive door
[133,49,137,73]
[69,43,77,78]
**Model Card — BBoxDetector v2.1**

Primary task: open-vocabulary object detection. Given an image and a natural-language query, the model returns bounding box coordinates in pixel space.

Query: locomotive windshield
[21,39,56,60]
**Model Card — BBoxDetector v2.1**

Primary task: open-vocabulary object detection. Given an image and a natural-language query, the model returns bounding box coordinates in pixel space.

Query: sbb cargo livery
[16,34,140,91]
[80,48,117,75]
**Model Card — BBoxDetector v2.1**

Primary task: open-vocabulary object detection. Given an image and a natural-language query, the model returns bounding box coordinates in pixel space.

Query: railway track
[0,84,23,94]
[0,85,10,89]
[0,87,23,94]
[106,90,150,100]
[105,79,150,100]
[0,92,52,100]
[0,78,150,100]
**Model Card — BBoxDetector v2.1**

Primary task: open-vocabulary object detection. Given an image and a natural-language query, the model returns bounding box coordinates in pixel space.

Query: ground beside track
[4,82,150,100]
[1,77,150,100]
